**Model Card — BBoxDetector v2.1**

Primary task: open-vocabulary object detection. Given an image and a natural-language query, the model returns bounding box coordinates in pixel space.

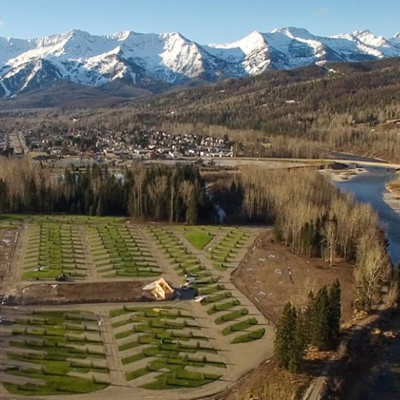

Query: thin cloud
[0,19,3,26]
[313,7,329,18]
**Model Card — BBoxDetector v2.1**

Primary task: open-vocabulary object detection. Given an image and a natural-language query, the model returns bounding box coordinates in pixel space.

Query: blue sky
[0,0,399,42]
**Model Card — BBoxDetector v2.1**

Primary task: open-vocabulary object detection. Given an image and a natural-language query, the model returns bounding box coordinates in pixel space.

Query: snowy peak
[0,27,399,98]
[207,31,267,58]
[271,27,315,40]
[351,30,391,48]
[390,33,400,48]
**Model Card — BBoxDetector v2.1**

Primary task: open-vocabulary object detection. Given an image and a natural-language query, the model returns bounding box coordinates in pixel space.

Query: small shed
[142,278,175,301]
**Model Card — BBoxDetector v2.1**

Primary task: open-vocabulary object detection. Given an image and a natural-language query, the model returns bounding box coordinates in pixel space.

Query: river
[334,165,400,399]
[335,166,400,266]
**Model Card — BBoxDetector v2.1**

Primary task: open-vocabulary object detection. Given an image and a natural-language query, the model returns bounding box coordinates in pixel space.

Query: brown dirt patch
[199,230,355,400]
[202,360,310,400]
[232,230,355,325]
[0,228,18,280]
[20,281,157,305]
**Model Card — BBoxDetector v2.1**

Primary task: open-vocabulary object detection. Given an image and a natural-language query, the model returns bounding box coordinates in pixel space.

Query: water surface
[335,166,400,399]
[335,166,400,266]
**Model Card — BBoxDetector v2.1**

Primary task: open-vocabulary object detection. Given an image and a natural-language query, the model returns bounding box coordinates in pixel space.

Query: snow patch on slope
[0,27,400,97]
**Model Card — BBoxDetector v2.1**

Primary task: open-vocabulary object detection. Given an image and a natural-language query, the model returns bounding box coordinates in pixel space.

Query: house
[142,278,175,300]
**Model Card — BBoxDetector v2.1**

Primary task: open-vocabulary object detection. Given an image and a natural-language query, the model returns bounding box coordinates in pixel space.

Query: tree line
[0,158,208,224]
[0,157,394,311]
[274,281,341,372]
[210,166,394,311]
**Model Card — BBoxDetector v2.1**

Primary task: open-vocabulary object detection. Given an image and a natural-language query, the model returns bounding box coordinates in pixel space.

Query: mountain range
[1,27,400,98]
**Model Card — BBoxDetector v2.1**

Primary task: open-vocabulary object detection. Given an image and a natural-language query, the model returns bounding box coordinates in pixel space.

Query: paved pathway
[79,226,98,280]
[2,226,25,298]
[171,227,275,384]
[98,311,127,387]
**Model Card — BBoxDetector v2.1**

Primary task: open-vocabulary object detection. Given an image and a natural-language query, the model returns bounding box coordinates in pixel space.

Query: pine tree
[301,223,315,256]
[328,280,341,344]
[187,190,199,225]
[302,290,315,343]
[0,179,8,212]
[313,218,324,257]
[275,303,307,372]
[310,286,330,349]
[289,312,307,373]
[274,303,297,369]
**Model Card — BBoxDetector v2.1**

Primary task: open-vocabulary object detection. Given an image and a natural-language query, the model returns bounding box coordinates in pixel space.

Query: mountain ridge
[1,26,400,98]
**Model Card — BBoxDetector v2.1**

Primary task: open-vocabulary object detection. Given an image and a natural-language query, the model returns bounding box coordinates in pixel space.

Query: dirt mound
[20,281,156,305]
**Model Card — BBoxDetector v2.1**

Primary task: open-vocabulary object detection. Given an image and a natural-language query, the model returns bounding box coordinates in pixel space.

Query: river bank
[383,189,400,219]
[326,166,400,400]
[386,178,400,197]
[321,166,368,182]
[334,166,400,266]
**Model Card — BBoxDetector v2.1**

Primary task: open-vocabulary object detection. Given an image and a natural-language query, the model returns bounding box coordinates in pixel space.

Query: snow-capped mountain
[0,27,399,98]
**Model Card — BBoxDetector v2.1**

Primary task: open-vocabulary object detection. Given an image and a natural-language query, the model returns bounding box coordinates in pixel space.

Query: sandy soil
[383,180,400,218]
[386,177,400,196]
[383,190,400,217]
[386,181,400,197]
[320,167,368,183]
[232,230,355,325]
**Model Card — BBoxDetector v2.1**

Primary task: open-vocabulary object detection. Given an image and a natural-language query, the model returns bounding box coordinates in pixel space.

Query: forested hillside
[130,58,400,161]
[84,58,400,162]
[1,58,400,161]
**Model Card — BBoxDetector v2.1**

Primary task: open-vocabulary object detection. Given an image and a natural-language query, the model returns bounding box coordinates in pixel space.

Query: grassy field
[87,225,161,278]
[183,229,215,250]
[1,214,125,225]
[20,216,162,280]
[4,311,109,396]
[209,229,250,270]
[31,215,125,225]
[110,306,224,389]
[22,223,87,280]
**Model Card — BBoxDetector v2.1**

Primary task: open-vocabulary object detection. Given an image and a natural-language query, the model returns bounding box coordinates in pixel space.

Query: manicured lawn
[87,225,161,278]
[184,230,215,250]
[111,306,225,389]
[221,318,259,336]
[4,373,108,396]
[215,309,249,325]
[206,299,241,315]
[209,229,250,270]
[22,223,87,280]
[32,215,125,225]
[232,328,266,344]
[148,227,211,280]
[4,311,109,396]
